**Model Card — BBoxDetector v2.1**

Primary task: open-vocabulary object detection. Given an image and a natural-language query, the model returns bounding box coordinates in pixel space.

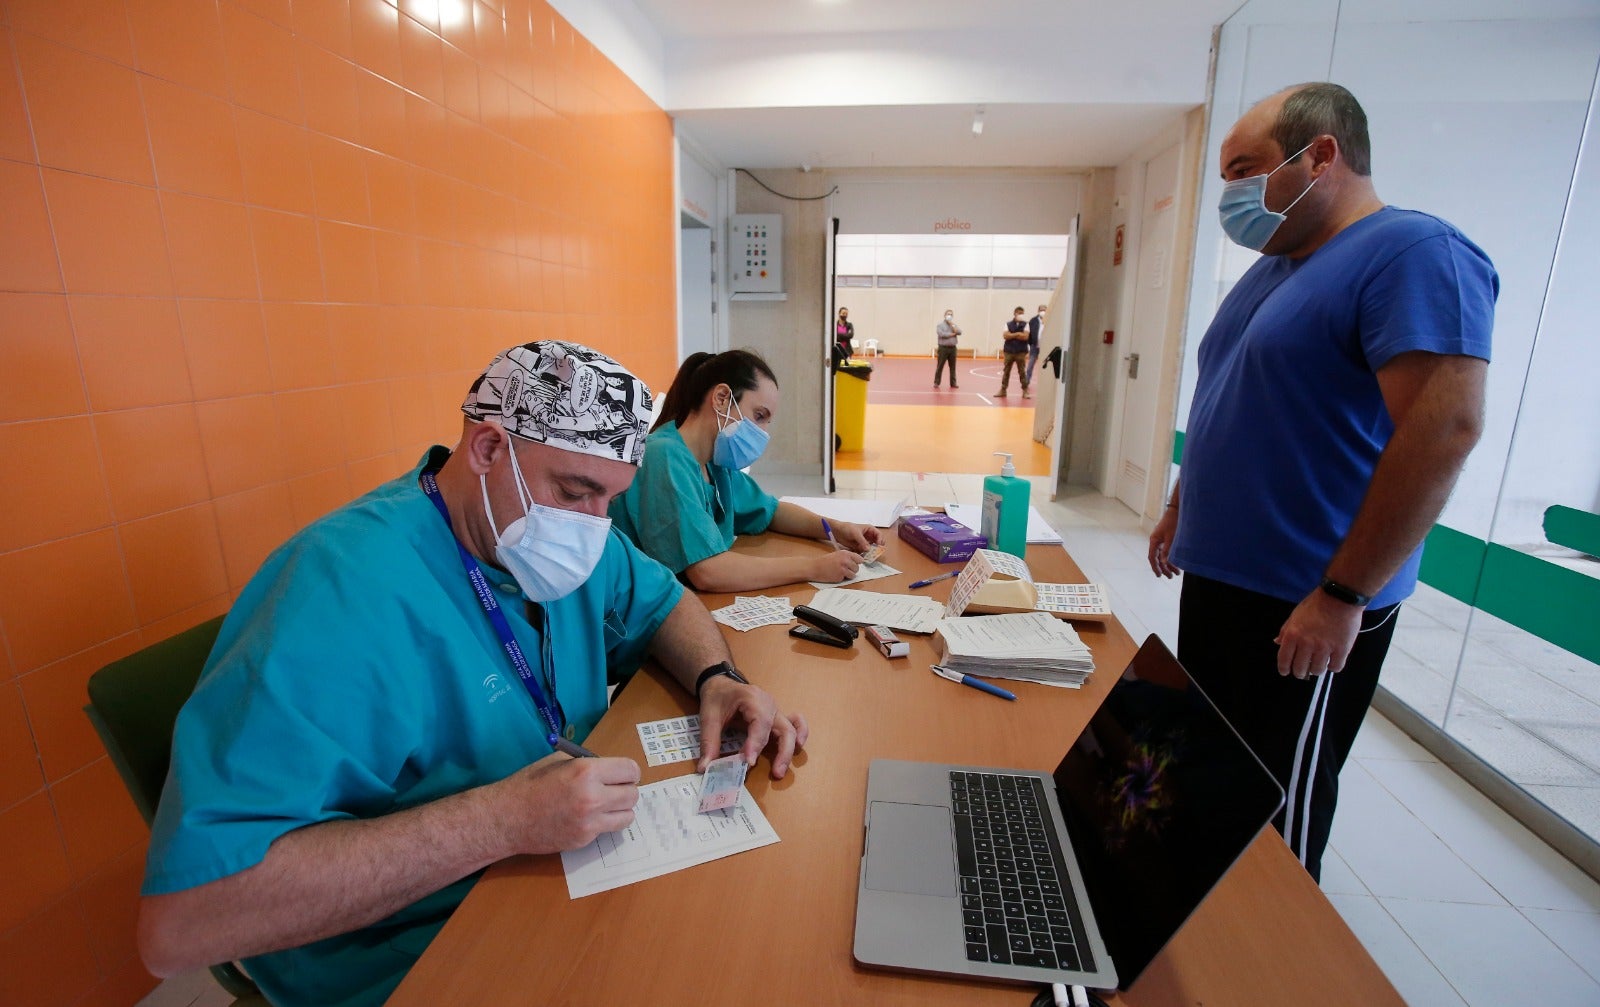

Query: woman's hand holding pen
[810,550,862,582]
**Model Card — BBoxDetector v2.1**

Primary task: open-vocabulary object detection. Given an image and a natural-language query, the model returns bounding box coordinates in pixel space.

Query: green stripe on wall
[1419,526,1600,665]
[1418,524,1488,605]
[1544,505,1600,557]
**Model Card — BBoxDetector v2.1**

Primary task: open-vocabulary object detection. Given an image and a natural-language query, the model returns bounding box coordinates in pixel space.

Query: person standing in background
[934,309,961,389]
[835,307,854,359]
[1026,304,1048,387]
[1147,82,1495,882]
[998,306,1030,398]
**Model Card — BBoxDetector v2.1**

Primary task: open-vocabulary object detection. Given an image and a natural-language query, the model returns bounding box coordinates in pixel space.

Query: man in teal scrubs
[137,342,808,1007]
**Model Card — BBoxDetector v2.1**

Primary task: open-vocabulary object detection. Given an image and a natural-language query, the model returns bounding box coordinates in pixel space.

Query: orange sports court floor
[834,355,1053,475]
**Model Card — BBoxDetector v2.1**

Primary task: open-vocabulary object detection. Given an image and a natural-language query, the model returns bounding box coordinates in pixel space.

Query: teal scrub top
[142,447,683,1007]
[608,423,779,576]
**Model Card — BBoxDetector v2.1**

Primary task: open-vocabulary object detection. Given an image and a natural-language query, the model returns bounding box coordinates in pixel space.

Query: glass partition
[1181,0,1600,846]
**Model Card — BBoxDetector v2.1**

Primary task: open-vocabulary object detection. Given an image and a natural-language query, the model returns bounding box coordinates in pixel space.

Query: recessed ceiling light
[972,108,985,136]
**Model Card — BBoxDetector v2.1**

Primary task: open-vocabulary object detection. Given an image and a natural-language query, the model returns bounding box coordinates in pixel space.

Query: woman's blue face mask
[713,394,769,470]
[1218,141,1319,251]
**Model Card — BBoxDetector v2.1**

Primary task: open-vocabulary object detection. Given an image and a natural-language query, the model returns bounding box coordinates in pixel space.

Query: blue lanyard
[419,468,568,744]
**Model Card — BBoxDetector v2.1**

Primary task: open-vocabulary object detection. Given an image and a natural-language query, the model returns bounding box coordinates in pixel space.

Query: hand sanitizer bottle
[980,452,1029,558]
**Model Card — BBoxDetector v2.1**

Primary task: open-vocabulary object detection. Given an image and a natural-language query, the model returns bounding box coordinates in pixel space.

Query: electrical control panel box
[729,213,783,295]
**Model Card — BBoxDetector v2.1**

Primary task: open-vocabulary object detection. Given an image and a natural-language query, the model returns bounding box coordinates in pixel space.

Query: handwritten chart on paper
[560,775,779,898]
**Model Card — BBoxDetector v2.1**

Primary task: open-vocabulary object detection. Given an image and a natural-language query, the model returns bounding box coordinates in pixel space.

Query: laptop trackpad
[864,802,957,897]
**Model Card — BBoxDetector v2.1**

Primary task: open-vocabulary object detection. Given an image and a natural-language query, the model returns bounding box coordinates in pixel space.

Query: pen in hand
[820,517,844,551]
[909,570,959,589]
[551,735,598,758]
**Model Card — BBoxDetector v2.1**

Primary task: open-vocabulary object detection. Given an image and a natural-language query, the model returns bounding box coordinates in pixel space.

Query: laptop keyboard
[951,771,1096,972]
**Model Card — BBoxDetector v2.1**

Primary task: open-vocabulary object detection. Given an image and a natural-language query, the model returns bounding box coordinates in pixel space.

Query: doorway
[678,213,714,361]
[1113,142,1181,513]
[828,233,1074,479]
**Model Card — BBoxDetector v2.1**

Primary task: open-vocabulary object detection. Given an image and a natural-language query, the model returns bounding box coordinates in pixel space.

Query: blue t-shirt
[1171,207,1496,608]
[608,423,779,576]
[143,448,683,1007]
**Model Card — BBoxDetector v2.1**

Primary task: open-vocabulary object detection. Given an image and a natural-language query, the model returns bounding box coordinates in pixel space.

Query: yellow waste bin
[834,362,872,452]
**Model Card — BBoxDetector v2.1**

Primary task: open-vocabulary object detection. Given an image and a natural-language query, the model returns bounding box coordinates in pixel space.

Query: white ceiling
[559,0,1250,170]
[630,0,1245,39]
[674,103,1197,171]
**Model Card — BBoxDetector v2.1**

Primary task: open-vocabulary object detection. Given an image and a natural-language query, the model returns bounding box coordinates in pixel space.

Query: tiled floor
[140,471,1600,1007]
[1384,585,1600,841]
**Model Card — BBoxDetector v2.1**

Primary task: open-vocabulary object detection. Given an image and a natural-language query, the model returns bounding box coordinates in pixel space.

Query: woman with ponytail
[610,349,881,591]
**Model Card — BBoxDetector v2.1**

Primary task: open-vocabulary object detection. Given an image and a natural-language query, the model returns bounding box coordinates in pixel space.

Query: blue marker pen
[931,665,1016,701]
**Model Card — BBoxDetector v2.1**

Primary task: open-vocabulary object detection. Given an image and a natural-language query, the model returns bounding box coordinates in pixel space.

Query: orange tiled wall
[0,0,675,1002]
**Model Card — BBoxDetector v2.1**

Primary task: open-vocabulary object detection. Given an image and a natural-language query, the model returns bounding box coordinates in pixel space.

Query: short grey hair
[1271,82,1372,176]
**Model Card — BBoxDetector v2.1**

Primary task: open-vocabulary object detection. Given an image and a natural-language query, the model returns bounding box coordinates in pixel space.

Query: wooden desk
[389,534,1401,1006]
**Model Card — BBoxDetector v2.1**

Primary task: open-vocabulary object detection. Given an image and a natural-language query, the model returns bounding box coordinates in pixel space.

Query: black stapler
[790,605,858,649]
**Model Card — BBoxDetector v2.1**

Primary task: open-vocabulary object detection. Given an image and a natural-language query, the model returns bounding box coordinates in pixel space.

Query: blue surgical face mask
[712,395,769,470]
[480,442,610,602]
[1218,141,1319,251]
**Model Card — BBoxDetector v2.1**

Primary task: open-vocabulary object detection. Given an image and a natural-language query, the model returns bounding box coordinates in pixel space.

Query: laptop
[854,634,1285,992]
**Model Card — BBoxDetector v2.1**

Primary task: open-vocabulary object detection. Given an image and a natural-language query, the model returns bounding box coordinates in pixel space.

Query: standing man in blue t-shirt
[1147,83,1496,880]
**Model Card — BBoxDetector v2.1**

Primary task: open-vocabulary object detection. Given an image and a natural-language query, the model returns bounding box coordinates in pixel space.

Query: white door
[1114,143,1181,512]
[822,217,838,493]
[1042,218,1079,498]
[678,220,714,360]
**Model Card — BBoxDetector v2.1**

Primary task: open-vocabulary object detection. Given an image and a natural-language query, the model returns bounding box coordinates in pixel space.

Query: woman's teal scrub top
[608,423,779,575]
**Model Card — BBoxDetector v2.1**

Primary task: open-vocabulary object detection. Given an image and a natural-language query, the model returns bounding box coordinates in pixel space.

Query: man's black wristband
[694,661,748,697]
[1319,577,1372,608]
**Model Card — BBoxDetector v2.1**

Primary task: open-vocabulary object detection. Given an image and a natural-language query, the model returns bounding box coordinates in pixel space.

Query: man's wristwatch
[694,661,749,697]
[1319,577,1372,608]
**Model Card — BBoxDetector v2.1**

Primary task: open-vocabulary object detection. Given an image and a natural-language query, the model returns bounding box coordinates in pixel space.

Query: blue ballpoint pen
[819,516,843,550]
[931,665,1016,701]
[909,570,959,589]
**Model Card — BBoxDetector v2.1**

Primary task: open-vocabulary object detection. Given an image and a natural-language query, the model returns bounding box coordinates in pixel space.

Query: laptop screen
[1050,635,1285,990]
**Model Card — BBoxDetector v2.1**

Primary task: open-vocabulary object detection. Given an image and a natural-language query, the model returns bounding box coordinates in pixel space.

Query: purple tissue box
[899,513,987,563]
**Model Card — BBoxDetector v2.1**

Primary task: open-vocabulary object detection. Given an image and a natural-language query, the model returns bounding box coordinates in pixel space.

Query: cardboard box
[899,513,987,563]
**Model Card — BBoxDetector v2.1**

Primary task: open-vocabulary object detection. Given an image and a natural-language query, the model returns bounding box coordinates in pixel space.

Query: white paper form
[937,611,1079,659]
[806,587,945,634]
[943,503,1064,544]
[779,495,909,528]
[808,559,900,590]
[560,776,779,898]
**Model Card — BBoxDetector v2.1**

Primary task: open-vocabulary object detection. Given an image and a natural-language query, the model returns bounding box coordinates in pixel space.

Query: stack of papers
[806,587,946,635]
[710,595,795,632]
[936,611,1096,689]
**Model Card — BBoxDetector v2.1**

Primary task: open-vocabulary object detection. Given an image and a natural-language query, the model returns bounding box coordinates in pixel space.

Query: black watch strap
[1319,577,1372,608]
[694,661,748,697]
